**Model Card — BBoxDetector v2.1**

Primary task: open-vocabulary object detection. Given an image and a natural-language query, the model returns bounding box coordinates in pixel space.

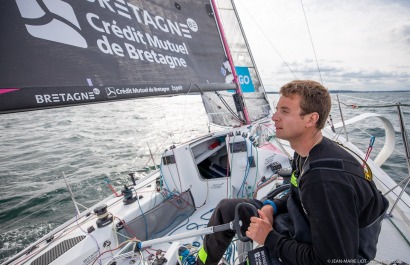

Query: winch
[122,185,137,205]
[94,204,113,228]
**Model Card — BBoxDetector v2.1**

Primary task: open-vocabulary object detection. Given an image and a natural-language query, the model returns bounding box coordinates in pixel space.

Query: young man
[197,80,387,265]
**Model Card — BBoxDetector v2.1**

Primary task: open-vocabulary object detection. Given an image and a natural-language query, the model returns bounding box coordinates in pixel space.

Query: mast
[211,0,251,125]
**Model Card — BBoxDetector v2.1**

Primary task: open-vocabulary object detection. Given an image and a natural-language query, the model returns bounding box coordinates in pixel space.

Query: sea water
[0,92,409,262]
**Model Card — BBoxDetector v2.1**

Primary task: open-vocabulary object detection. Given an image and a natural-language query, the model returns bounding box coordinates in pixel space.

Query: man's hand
[246,210,273,245]
[260,205,274,226]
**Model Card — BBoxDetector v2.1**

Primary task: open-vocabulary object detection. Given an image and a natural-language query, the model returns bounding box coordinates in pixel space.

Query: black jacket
[266,137,387,265]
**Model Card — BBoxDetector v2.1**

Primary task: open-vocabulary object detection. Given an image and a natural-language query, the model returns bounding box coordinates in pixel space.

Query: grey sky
[235,0,410,91]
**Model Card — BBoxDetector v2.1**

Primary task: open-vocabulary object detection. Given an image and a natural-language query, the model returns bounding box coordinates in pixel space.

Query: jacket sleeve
[264,170,360,265]
[273,193,290,215]
[270,153,297,215]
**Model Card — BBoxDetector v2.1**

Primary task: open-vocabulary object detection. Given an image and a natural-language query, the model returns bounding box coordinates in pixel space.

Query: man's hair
[279,80,331,129]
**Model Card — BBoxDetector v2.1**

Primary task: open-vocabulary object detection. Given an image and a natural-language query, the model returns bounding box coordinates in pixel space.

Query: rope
[331,94,410,109]
[228,134,235,198]
[134,188,148,240]
[214,91,243,123]
[142,135,173,168]
[172,149,183,193]
[331,122,410,209]
[383,175,410,196]
[387,217,410,246]
[251,145,259,196]
[299,0,323,84]
[237,136,251,197]
[353,103,410,109]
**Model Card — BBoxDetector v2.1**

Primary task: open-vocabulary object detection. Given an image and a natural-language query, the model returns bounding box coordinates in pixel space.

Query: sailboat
[1,0,409,265]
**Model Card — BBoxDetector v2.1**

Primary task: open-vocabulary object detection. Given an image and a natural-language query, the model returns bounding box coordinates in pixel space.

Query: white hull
[4,116,410,265]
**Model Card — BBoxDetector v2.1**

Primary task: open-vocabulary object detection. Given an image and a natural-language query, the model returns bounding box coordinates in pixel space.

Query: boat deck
[377,214,410,264]
[159,195,410,265]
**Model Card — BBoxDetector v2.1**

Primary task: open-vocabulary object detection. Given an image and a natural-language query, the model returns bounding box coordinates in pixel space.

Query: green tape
[291,171,298,187]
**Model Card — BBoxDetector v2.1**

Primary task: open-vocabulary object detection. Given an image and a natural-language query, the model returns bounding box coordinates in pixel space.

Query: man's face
[271,94,307,141]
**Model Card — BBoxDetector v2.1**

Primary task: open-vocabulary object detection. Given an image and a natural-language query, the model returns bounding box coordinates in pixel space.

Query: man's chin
[275,131,285,140]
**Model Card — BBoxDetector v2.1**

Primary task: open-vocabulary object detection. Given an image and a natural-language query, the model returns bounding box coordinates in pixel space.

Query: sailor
[197,80,388,265]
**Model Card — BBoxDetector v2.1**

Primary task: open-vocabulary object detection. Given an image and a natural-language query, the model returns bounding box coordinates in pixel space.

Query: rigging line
[4,188,125,234]
[299,0,323,84]
[237,0,298,79]
[213,91,240,119]
[330,96,354,107]
[260,122,276,135]
[180,83,198,136]
[237,137,251,197]
[172,149,183,193]
[14,213,85,265]
[187,83,219,133]
[215,92,243,121]
[336,121,407,157]
[91,241,136,265]
[76,214,103,265]
[383,174,410,197]
[353,103,410,109]
[373,172,410,209]
[335,94,400,106]
[387,218,410,246]
[226,155,230,199]
[142,135,172,168]
[335,94,383,102]
[214,92,244,123]
[251,146,259,195]
[19,229,82,265]
[157,97,177,146]
[160,154,177,196]
[228,134,235,198]
[134,188,149,240]
[334,138,410,209]
[1,193,74,230]
[331,95,410,111]
[191,83,204,94]
[333,96,410,108]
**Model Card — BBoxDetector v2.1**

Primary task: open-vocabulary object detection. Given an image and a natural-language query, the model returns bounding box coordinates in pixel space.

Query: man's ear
[305,112,319,128]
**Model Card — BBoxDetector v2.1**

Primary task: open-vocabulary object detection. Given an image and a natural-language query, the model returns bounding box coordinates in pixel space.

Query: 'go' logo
[235,66,255,92]
[238,75,251,85]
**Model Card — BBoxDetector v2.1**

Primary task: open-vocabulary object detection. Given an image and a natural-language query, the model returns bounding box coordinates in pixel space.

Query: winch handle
[233,202,259,242]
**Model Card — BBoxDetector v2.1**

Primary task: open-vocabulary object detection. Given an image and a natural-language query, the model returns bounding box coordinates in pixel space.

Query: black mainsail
[0,0,235,113]
[0,0,271,127]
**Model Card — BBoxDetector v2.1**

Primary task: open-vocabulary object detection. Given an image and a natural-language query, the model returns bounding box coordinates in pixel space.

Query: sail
[0,0,235,113]
[202,91,271,127]
[201,0,271,127]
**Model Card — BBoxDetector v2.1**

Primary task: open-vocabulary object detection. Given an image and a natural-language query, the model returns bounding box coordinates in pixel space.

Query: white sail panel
[202,91,271,127]
[201,0,271,126]
[215,0,263,91]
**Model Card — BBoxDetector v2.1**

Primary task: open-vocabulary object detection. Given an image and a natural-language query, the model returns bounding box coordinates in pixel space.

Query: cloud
[236,0,410,91]
[261,58,410,91]
[391,23,410,48]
